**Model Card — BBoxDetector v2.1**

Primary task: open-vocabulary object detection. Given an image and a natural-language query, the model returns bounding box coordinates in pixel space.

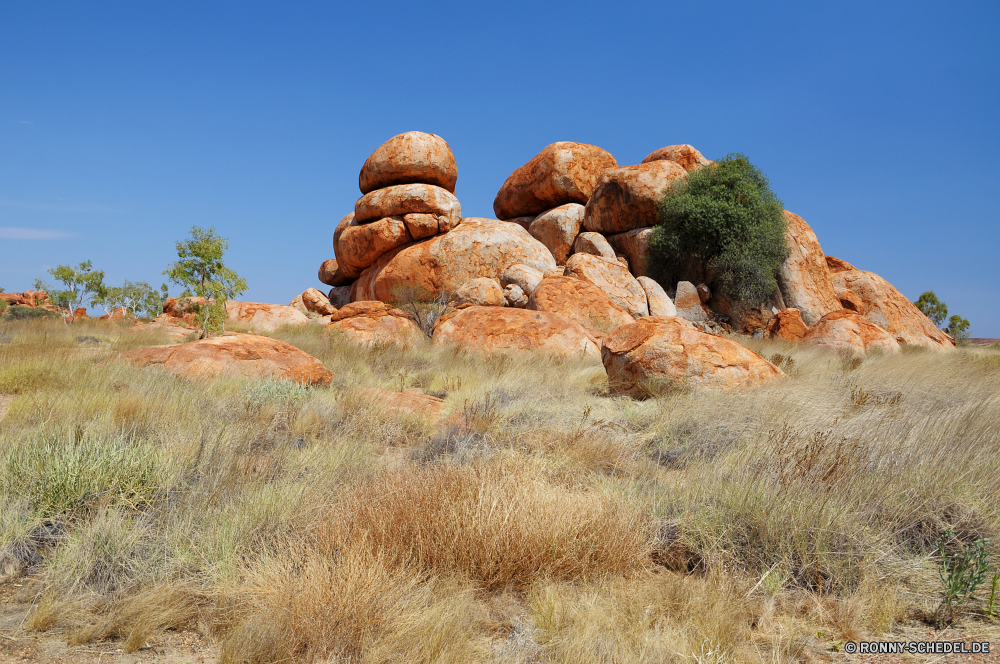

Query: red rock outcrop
[824,256,857,273]
[493,142,618,219]
[582,160,688,234]
[354,183,462,226]
[327,301,423,347]
[765,308,809,342]
[226,302,311,331]
[563,253,648,318]
[432,306,601,358]
[528,203,585,265]
[674,281,709,322]
[602,317,785,396]
[803,309,901,354]
[359,132,458,194]
[527,276,634,335]
[500,263,545,297]
[777,211,841,326]
[641,144,713,172]
[636,277,676,317]
[114,334,333,385]
[607,227,654,277]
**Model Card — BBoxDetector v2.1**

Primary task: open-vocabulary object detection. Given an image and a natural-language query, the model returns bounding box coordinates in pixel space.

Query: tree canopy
[163,227,247,336]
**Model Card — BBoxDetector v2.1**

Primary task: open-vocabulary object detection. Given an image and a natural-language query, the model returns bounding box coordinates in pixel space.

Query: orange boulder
[358,131,457,194]
[777,211,841,325]
[528,203,585,265]
[641,144,713,172]
[607,227,654,277]
[454,278,505,307]
[327,301,423,348]
[336,215,413,271]
[564,253,648,318]
[766,308,809,342]
[527,276,634,334]
[583,160,687,234]
[301,288,336,315]
[803,309,901,354]
[432,306,601,358]
[354,183,462,226]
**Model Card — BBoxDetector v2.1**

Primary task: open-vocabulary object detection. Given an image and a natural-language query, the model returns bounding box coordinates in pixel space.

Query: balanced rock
[454,278,505,307]
[301,288,336,315]
[493,142,618,219]
[114,334,333,386]
[674,281,708,322]
[527,276,634,335]
[432,306,601,359]
[572,232,618,262]
[327,301,423,348]
[641,144,713,172]
[602,317,785,396]
[503,284,528,308]
[350,219,556,302]
[636,277,676,317]
[777,211,841,326]
[564,253,649,318]
[500,263,544,297]
[766,308,809,342]
[803,309,901,354]
[355,183,462,226]
[336,215,412,271]
[607,227,654,277]
[827,266,953,350]
[318,258,351,287]
[359,132,458,195]
[528,203,585,265]
[583,160,688,234]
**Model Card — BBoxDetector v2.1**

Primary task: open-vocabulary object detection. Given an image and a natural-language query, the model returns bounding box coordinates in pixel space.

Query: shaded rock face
[318,259,351,287]
[640,144,713,172]
[777,211,841,326]
[432,306,601,359]
[674,281,708,322]
[527,276,634,335]
[337,215,413,271]
[601,316,784,397]
[115,334,333,386]
[528,203,585,265]
[828,268,953,350]
[454,278,505,307]
[607,227,654,277]
[564,253,648,318]
[328,286,352,309]
[572,231,618,262]
[803,309,901,354]
[493,142,618,220]
[766,308,809,342]
[350,219,557,303]
[582,160,688,234]
[825,255,857,273]
[500,263,544,297]
[636,277,676,317]
[503,284,528,308]
[327,301,423,348]
[359,131,458,195]
[354,183,462,226]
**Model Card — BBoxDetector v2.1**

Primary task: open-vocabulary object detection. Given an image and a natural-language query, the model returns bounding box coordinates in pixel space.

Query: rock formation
[765,308,809,342]
[564,253,648,318]
[582,161,687,234]
[528,203,585,265]
[359,131,458,194]
[527,276,634,335]
[326,301,423,348]
[432,306,601,358]
[802,309,901,354]
[777,211,841,326]
[641,144,714,172]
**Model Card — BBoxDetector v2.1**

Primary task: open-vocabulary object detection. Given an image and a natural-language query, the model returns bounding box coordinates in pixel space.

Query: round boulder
[327,301,424,348]
[527,276,633,335]
[528,203,585,265]
[564,253,648,318]
[359,131,458,194]
[583,160,688,234]
[641,144,713,172]
[454,277,505,307]
[355,183,462,226]
[802,309,901,354]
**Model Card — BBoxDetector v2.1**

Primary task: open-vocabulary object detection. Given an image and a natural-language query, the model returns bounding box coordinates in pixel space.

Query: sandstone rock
[803,309,901,354]
[500,263,544,297]
[454,278,505,307]
[542,267,565,279]
[507,216,535,232]
[328,286,352,308]
[636,277,676,317]
[359,131,458,194]
[503,284,528,308]
[432,306,600,359]
[564,253,649,318]
[640,144,713,172]
[115,334,333,386]
[527,276,634,335]
[318,258,351,287]
[226,302,311,331]
[332,213,364,281]
[403,213,442,240]
[765,308,809,342]
[674,281,708,322]
[493,142,618,219]
[355,183,462,226]
[359,388,445,422]
[572,232,618,262]
[0,290,49,307]
[350,219,556,302]
[583,160,688,234]
[602,317,784,396]
[777,211,841,326]
[327,301,423,348]
[302,288,336,315]
[606,227,654,277]
[289,293,309,315]
[528,203,585,265]
[336,215,412,270]
[825,255,857,273]
[828,268,954,350]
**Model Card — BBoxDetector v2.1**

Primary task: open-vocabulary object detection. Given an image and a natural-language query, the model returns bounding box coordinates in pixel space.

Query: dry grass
[1,315,999,662]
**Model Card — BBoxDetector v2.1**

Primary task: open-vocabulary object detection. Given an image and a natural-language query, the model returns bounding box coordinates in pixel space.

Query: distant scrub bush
[649,153,789,306]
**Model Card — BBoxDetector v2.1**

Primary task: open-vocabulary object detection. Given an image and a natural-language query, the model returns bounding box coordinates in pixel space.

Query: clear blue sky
[2,1,998,335]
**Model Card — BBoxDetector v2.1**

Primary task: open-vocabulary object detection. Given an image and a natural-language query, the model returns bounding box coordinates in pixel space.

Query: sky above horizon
[2,1,998,335]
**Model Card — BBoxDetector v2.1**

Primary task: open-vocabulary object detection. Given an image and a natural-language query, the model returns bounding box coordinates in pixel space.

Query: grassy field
[0,317,998,662]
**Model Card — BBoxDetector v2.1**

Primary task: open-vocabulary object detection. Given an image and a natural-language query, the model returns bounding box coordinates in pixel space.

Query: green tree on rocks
[41,261,106,324]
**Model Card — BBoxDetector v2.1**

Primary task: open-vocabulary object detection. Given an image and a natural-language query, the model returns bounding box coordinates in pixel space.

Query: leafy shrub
[934,530,992,625]
[946,314,971,345]
[649,153,789,306]
[1,305,61,321]
[914,291,948,326]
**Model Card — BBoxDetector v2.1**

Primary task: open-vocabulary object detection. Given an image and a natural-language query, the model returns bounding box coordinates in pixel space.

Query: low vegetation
[0,317,998,662]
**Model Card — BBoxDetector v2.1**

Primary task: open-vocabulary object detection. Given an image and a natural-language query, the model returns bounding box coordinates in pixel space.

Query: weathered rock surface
[765,308,809,342]
[500,263,544,297]
[432,306,601,359]
[336,215,412,270]
[674,281,709,322]
[402,213,442,240]
[454,278,505,307]
[602,317,784,396]
[127,320,198,342]
[226,302,311,331]
[563,253,649,318]
[350,219,557,302]
[355,183,462,226]
[289,293,308,315]
[301,288,336,315]
[359,131,458,194]
[318,258,351,287]
[828,267,954,350]
[0,290,49,307]
[327,301,423,348]
[332,213,364,281]
[777,211,841,326]
[825,256,857,273]
[572,231,618,262]
[493,142,618,219]
[115,334,333,386]
[527,276,634,334]
[607,227,654,277]
[803,309,901,354]
[637,277,676,317]
[542,268,566,279]
[583,160,688,234]
[528,203,585,265]
[641,144,713,172]
[503,284,528,308]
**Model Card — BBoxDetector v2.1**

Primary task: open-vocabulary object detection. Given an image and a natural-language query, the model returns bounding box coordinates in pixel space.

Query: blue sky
[2,1,998,334]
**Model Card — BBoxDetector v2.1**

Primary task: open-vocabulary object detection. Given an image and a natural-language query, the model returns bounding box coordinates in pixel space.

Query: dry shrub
[319,457,652,590]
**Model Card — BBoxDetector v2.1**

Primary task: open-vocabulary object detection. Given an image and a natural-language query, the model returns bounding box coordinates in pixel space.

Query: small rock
[572,231,618,262]
[503,284,528,308]
[500,263,544,297]
[637,277,676,317]
[765,308,809,342]
[674,281,708,322]
[640,144,713,172]
[454,278,505,307]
